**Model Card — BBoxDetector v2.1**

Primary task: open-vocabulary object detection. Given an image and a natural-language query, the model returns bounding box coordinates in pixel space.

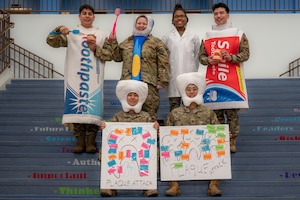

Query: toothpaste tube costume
[61,25,106,127]
[202,22,248,110]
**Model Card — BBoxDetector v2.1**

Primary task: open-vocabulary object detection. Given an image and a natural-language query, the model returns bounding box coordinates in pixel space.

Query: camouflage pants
[214,109,240,138]
[169,97,181,112]
[73,123,99,136]
[142,84,160,121]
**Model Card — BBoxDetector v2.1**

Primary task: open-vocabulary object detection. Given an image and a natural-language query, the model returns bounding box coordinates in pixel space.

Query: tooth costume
[101,79,157,197]
[110,80,153,122]
[165,72,220,197]
[165,72,220,126]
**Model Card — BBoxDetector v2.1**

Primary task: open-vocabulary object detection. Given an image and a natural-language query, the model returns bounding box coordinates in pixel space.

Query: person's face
[127,92,139,106]
[173,10,187,29]
[185,84,198,98]
[79,8,95,28]
[135,16,148,31]
[213,7,229,25]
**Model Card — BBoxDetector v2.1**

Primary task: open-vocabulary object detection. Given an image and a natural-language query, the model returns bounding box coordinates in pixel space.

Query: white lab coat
[162,28,200,98]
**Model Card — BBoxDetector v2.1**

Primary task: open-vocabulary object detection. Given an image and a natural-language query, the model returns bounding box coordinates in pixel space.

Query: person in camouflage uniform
[100,79,159,197]
[198,3,250,153]
[164,72,223,197]
[46,4,112,154]
[108,15,170,121]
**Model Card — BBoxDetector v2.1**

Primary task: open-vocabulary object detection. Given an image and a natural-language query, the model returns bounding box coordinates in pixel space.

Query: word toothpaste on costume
[75,39,94,113]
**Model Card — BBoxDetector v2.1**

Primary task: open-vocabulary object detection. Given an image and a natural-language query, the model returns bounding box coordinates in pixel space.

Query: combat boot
[230,136,237,153]
[100,189,117,197]
[73,134,85,153]
[207,180,222,196]
[143,189,158,197]
[86,133,97,153]
[165,181,181,196]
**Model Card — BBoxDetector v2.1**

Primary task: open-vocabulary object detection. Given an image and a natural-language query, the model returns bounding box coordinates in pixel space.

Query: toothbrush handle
[49,31,62,35]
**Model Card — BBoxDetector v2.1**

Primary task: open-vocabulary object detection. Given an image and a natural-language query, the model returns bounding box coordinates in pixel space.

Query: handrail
[1,9,63,79]
[10,43,64,78]
[279,58,300,77]
[0,9,13,74]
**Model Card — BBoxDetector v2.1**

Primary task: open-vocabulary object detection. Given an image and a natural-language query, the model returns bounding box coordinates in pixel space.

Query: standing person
[109,14,170,121]
[46,4,112,153]
[100,79,159,197]
[164,72,222,197]
[198,2,250,153]
[162,3,200,111]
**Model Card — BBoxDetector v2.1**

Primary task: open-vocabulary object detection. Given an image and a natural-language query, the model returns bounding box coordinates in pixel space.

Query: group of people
[46,2,249,198]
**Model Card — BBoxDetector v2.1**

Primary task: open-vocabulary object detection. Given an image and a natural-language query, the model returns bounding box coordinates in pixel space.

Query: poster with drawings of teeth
[160,124,231,181]
[100,122,157,190]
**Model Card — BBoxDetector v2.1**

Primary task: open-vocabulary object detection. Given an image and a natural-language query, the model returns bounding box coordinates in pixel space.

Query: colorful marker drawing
[101,122,157,190]
[160,124,231,181]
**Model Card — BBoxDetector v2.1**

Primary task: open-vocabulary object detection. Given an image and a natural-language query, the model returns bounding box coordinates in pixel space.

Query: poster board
[160,124,231,181]
[100,122,157,190]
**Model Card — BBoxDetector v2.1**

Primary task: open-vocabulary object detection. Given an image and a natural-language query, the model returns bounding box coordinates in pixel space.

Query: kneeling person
[164,72,222,197]
[100,80,159,197]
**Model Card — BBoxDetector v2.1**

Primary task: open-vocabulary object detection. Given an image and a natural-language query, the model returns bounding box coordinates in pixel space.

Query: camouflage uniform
[165,104,220,126]
[165,103,221,197]
[46,26,113,61]
[198,33,250,150]
[110,111,153,123]
[169,97,181,112]
[109,35,170,121]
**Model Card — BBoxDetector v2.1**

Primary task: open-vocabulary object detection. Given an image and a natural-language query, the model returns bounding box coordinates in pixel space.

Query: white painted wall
[10,13,300,79]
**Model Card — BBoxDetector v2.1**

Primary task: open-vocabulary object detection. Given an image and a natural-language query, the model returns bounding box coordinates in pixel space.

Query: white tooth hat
[116,80,148,113]
[176,72,206,107]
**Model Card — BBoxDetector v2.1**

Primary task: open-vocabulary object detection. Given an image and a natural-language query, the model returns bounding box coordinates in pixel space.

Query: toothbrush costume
[110,15,170,120]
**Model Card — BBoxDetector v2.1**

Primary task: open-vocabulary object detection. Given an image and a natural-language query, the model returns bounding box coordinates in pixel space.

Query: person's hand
[88,43,97,52]
[208,56,220,65]
[157,85,164,90]
[221,50,232,62]
[153,121,159,130]
[59,26,70,35]
[87,34,97,51]
[109,32,116,42]
[100,121,106,129]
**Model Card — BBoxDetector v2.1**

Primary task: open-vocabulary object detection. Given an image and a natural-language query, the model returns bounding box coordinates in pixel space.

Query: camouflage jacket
[111,111,153,123]
[109,35,170,87]
[165,104,220,126]
[46,26,113,62]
